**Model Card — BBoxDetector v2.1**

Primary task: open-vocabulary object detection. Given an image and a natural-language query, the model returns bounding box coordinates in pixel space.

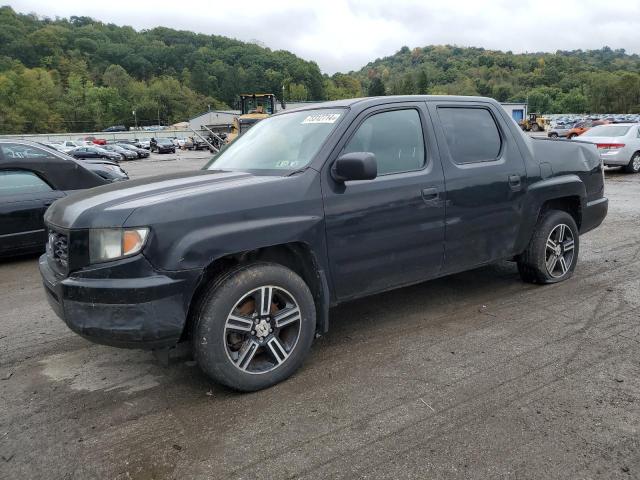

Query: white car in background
[52,140,85,153]
[578,124,640,173]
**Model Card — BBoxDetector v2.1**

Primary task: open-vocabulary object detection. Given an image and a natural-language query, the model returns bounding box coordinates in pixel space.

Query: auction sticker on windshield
[302,113,341,124]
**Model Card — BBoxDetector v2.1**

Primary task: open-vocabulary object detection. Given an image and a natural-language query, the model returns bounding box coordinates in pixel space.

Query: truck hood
[45,169,280,229]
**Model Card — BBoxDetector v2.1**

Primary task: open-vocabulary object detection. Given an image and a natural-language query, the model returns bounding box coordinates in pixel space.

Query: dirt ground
[1,151,639,479]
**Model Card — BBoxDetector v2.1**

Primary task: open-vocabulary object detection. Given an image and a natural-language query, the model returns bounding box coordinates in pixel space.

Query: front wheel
[623,152,640,173]
[194,263,316,391]
[517,210,579,284]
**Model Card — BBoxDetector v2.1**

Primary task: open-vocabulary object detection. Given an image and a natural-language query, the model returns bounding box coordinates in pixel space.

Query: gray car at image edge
[576,123,640,173]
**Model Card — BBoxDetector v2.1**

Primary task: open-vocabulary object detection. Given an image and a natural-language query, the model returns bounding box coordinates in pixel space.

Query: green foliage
[353,44,640,113]
[3,4,640,133]
[367,77,386,96]
[0,6,325,132]
[324,73,363,100]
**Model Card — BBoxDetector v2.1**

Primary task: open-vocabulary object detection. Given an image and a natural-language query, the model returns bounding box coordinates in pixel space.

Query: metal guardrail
[0,129,193,143]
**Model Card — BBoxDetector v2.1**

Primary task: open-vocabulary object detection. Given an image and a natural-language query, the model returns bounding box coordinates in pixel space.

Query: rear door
[322,103,446,301]
[0,170,65,254]
[427,101,527,273]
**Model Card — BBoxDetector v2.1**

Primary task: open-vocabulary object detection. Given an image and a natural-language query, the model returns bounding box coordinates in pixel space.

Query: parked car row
[548,119,611,139]
[45,135,209,156]
[547,113,640,138]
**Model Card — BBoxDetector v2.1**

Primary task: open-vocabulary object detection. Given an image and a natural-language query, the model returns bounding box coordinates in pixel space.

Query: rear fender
[515,175,586,253]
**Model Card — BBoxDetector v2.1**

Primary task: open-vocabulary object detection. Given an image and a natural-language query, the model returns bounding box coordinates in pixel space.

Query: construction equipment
[227,93,277,143]
[520,113,549,132]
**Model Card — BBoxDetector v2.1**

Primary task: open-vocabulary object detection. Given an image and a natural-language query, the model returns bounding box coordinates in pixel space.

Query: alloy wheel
[545,224,575,278]
[223,286,302,374]
[632,154,640,172]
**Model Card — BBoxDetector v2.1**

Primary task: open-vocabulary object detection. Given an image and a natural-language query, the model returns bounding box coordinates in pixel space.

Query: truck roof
[277,95,500,113]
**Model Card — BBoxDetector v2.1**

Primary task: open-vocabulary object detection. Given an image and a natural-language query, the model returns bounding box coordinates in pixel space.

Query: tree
[400,73,415,94]
[368,77,386,96]
[417,70,429,94]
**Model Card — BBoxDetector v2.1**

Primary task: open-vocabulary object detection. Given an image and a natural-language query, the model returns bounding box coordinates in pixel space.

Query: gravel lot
[1,150,639,479]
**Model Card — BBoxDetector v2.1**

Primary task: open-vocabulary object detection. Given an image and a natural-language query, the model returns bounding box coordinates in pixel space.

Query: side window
[343,109,425,175]
[437,107,502,164]
[0,143,58,161]
[0,170,52,195]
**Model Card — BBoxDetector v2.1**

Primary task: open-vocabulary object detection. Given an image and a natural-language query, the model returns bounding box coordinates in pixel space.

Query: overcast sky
[10,0,640,74]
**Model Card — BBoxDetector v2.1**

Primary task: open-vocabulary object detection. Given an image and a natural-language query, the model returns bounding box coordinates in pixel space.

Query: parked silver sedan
[578,124,640,173]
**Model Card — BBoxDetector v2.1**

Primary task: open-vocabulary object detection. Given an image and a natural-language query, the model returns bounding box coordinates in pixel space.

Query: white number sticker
[302,113,341,124]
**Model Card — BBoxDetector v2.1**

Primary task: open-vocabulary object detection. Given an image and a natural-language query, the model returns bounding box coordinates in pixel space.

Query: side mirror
[331,152,377,183]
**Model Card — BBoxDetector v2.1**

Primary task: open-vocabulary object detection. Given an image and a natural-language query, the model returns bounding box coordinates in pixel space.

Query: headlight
[89,228,149,263]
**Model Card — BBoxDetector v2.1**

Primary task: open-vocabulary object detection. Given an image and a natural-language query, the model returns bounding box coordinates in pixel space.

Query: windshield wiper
[287,166,310,177]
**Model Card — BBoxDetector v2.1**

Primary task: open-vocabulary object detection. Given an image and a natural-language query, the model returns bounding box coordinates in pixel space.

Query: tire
[517,209,579,284]
[193,262,316,391]
[531,123,540,132]
[549,133,558,138]
[623,152,640,174]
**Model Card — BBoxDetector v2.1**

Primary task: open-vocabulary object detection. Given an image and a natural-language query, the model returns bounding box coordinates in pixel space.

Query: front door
[322,104,446,301]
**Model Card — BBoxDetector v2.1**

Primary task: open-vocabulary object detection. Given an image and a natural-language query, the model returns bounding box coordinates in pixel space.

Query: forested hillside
[357,45,640,114]
[2,6,640,134]
[0,6,325,133]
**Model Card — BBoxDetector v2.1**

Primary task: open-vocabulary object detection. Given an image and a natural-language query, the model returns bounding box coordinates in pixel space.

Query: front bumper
[39,254,201,349]
[581,196,608,234]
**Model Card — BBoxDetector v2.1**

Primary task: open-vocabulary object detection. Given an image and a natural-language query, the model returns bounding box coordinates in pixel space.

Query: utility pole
[157,107,161,127]
[132,110,137,130]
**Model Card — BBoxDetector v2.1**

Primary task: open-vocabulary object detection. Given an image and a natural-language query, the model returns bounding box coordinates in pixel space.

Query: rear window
[582,125,631,137]
[437,107,502,164]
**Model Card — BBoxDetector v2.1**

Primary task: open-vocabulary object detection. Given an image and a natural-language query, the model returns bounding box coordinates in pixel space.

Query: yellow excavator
[226,93,277,143]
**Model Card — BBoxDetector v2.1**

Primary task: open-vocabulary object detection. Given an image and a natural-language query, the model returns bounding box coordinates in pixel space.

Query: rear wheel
[193,263,316,391]
[549,132,559,138]
[531,123,540,132]
[623,152,640,173]
[517,210,579,284]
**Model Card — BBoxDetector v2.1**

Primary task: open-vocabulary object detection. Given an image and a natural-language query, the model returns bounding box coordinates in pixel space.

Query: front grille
[47,229,69,270]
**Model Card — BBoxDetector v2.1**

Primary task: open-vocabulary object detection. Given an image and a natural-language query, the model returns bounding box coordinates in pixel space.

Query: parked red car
[78,136,107,145]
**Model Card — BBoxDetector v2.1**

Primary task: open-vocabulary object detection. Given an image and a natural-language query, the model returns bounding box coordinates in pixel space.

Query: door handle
[421,187,439,203]
[508,175,522,191]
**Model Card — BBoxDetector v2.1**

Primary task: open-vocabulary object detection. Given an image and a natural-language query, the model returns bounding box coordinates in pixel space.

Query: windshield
[582,125,632,137]
[207,108,344,172]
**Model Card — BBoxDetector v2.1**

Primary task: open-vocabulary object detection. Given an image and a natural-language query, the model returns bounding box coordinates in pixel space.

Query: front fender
[165,214,326,271]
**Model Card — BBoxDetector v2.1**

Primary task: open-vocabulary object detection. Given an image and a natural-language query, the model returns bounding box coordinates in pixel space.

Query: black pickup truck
[39,96,608,391]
